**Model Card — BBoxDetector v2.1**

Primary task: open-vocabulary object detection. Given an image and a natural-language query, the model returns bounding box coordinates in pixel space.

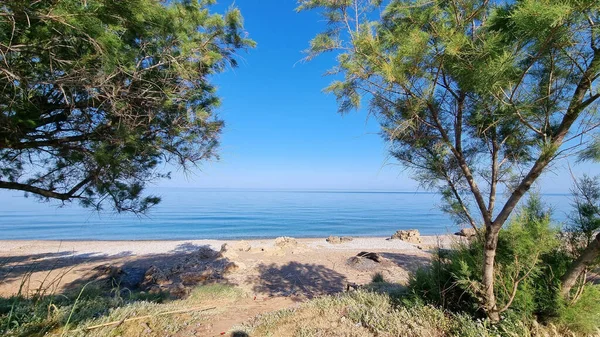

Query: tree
[0,0,254,213]
[298,0,600,321]
[561,175,600,299]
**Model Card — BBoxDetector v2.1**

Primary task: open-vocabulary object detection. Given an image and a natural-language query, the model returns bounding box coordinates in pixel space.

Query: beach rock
[390,229,422,244]
[455,228,478,238]
[170,263,187,274]
[275,236,298,248]
[148,285,162,295]
[356,251,383,263]
[180,269,213,284]
[170,282,188,298]
[142,266,170,287]
[326,236,354,244]
[194,246,218,259]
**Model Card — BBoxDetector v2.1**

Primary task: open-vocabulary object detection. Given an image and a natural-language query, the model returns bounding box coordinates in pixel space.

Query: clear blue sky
[160,0,599,192]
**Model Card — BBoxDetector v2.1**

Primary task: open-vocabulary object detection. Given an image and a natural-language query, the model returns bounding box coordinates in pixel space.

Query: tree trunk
[483,226,500,322]
[560,233,600,299]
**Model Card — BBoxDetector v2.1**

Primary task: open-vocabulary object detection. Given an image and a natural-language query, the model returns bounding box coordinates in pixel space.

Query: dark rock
[142,265,170,287]
[356,251,383,263]
[169,282,188,298]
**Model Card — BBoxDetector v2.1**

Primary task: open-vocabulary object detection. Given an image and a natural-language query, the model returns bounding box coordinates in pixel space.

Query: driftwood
[81,306,217,331]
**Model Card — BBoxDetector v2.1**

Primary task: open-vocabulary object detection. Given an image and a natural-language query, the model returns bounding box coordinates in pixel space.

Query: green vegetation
[299,0,600,320]
[0,283,242,337]
[408,194,600,334]
[0,0,254,212]
[240,289,584,337]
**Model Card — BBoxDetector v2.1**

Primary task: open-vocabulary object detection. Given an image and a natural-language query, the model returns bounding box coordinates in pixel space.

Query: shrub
[408,194,600,332]
[371,272,385,283]
[555,285,600,335]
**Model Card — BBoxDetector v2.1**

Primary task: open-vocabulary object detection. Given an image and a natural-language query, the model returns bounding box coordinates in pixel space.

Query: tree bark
[483,226,500,322]
[560,233,600,299]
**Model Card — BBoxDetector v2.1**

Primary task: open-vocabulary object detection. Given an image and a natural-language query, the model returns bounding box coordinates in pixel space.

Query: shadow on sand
[379,252,431,273]
[251,262,346,301]
[0,242,225,295]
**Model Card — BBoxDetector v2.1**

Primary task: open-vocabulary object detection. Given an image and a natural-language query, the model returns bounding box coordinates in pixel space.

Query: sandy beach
[0,235,459,335]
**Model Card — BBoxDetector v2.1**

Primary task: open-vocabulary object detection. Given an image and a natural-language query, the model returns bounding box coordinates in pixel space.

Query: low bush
[407,194,600,335]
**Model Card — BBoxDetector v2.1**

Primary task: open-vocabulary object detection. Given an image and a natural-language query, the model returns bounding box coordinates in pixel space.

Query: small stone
[326,236,354,244]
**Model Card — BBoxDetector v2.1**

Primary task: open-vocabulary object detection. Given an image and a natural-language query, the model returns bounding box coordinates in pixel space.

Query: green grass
[0,283,242,337]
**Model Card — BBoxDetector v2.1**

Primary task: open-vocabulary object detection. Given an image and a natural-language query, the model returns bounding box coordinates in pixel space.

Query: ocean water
[0,189,573,240]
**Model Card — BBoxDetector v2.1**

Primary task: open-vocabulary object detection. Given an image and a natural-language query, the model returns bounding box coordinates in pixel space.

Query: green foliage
[567,175,600,254]
[0,0,254,212]
[244,288,584,337]
[371,272,385,283]
[408,194,600,332]
[300,2,600,318]
[0,283,164,336]
[556,285,600,335]
[0,283,239,337]
[298,0,600,226]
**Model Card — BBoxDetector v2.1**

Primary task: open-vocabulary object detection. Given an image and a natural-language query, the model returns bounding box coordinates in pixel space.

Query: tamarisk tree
[299,0,600,320]
[0,0,254,212]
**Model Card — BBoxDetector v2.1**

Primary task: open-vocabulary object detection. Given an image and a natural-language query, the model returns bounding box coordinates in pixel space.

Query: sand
[0,235,452,256]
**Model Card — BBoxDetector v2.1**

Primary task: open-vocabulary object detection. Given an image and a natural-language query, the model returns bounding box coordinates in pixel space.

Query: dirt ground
[0,236,457,336]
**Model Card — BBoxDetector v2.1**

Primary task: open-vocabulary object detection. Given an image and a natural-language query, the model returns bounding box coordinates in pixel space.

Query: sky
[158,0,599,193]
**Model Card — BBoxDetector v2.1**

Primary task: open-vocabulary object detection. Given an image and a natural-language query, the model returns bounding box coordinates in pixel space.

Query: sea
[0,189,574,240]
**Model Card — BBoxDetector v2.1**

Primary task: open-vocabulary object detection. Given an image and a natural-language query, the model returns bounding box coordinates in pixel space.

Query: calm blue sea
[0,189,573,240]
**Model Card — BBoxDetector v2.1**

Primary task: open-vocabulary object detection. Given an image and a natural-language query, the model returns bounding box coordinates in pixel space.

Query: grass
[239,286,597,337]
[0,282,243,337]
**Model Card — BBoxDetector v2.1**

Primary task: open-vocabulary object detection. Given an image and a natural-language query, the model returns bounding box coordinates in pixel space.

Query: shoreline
[0,235,459,256]
[0,232,457,242]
